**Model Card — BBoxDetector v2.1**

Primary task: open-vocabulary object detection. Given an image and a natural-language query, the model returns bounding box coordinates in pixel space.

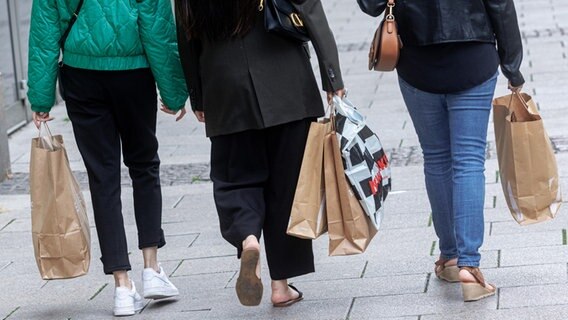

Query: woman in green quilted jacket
[27,0,188,316]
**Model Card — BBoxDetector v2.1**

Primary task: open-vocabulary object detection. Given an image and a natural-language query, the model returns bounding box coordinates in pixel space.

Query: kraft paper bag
[30,125,91,279]
[287,120,331,239]
[324,129,377,256]
[493,92,562,225]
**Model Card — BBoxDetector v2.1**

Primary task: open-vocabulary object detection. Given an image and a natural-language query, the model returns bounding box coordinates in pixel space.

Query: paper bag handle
[512,91,530,108]
[508,91,540,122]
[37,123,60,151]
[37,122,54,139]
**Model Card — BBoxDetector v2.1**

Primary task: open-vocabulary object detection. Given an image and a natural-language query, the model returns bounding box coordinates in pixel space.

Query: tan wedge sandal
[434,258,459,283]
[460,267,496,302]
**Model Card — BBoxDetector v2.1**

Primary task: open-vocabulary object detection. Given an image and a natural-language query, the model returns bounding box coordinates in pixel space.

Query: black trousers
[210,119,315,280]
[62,66,165,275]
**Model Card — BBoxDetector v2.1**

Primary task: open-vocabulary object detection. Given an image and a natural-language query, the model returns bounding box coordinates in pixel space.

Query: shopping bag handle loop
[37,122,54,139]
[328,97,339,132]
[37,122,60,151]
[332,95,366,125]
[507,91,541,122]
[509,91,531,111]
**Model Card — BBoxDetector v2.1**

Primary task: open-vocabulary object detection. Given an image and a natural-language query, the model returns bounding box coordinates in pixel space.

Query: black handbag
[57,0,84,100]
[260,0,310,43]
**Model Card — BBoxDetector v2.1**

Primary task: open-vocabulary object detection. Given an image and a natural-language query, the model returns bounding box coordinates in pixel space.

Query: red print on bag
[369,155,389,195]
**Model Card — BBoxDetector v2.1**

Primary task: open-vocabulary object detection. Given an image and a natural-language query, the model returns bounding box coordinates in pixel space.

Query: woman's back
[31,0,166,70]
[28,0,187,112]
[195,11,322,137]
[59,0,148,70]
[177,0,344,137]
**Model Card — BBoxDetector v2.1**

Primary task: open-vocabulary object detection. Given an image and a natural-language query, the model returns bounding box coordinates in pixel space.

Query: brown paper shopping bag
[324,129,377,256]
[287,120,331,239]
[30,125,91,279]
[493,92,562,225]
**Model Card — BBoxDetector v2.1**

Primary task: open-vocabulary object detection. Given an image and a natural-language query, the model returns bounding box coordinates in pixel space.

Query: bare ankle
[142,246,159,272]
[144,260,159,272]
[445,258,458,266]
[114,271,131,289]
[242,235,259,250]
[438,256,458,266]
[271,279,288,291]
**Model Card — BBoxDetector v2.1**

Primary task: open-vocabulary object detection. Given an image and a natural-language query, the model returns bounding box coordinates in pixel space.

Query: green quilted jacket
[27,0,188,112]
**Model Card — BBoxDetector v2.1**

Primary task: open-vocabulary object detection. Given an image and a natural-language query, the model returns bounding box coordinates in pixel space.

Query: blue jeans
[398,73,498,267]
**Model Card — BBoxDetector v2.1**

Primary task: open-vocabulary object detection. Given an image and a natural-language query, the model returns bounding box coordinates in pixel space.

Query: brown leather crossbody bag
[368,0,403,72]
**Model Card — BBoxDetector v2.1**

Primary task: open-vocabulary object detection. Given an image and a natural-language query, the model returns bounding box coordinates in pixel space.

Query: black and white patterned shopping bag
[333,96,391,229]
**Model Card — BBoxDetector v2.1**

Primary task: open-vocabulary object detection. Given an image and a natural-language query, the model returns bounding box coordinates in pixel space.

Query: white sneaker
[142,265,179,300]
[114,281,145,317]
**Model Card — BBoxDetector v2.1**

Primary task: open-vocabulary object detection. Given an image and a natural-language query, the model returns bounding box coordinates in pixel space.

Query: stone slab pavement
[1,0,568,319]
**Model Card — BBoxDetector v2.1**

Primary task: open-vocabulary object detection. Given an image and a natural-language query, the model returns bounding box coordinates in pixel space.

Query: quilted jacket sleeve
[27,0,62,113]
[138,0,188,111]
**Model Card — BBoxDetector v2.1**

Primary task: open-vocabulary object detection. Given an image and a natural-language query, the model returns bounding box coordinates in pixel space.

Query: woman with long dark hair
[171,0,345,307]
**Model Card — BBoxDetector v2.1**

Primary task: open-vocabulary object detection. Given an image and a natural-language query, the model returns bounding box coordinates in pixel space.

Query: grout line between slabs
[0,219,16,232]
[345,297,356,320]
[172,195,185,209]
[2,307,20,320]
[424,273,432,293]
[360,261,369,278]
[170,259,185,277]
[89,283,109,301]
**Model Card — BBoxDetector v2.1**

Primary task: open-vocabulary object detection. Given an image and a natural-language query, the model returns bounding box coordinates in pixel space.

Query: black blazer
[177,0,344,137]
[357,0,524,86]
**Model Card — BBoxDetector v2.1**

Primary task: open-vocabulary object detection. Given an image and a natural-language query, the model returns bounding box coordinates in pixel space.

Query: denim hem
[440,254,459,261]
[457,262,480,268]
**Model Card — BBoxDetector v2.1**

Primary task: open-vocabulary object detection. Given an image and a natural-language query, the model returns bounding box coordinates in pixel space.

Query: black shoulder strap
[59,0,85,51]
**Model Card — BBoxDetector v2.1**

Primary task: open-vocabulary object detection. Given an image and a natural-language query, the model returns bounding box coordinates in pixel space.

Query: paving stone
[421,305,568,320]
[203,298,352,320]
[349,292,496,319]
[500,245,568,267]
[489,215,568,236]
[172,256,240,277]
[499,283,568,309]
[2,0,568,319]
[481,231,563,251]
[364,250,498,279]
[296,260,367,282]
[481,263,567,288]
[8,301,113,320]
[381,211,430,230]
[294,273,427,301]
[484,208,520,223]
[381,191,433,216]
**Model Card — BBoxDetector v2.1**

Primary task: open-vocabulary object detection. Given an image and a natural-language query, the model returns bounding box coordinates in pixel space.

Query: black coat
[177,0,344,137]
[357,0,525,87]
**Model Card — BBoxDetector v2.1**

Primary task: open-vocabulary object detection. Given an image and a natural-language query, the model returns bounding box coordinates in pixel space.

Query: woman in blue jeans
[358,0,524,301]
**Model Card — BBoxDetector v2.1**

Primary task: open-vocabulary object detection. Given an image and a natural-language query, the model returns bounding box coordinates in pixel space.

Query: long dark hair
[175,0,258,41]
